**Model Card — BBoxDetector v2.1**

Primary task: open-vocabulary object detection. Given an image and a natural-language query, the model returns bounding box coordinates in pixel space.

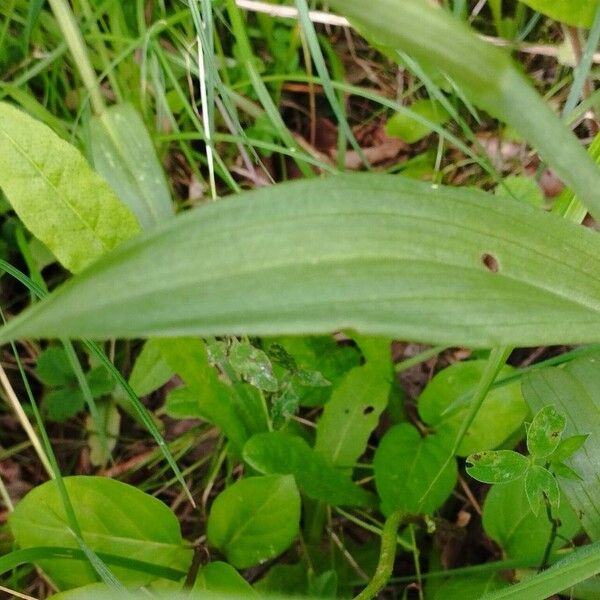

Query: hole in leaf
[363,406,374,415]
[482,253,499,272]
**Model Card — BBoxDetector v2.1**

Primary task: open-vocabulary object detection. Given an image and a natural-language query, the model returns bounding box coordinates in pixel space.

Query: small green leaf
[466,450,529,484]
[9,476,191,589]
[548,434,589,463]
[0,102,140,273]
[271,382,300,427]
[315,363,390,468]
[385,98,450,144]
[86,366,114,398]
[293,369,330,388]
[526,405,566,459]
[552,461,583,481]
[128,339,174,397]
[206,475,301,568]
[525,465,560,516]
[374,423,457,515]
[36,346,74,387]
[243,432,375,507]
[45,387,85,421]
[193,561,257,596]
[228,341,278,392]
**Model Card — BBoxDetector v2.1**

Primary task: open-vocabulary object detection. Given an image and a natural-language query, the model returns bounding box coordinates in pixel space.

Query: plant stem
[395,345,447,374]
[541,496,560,570]
[48,0,106,114]
[353,511,404,600]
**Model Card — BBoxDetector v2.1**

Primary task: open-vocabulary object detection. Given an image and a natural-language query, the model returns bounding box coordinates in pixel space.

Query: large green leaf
[9,476,191,589]
[482,479,579,562]
[243,431,375,507]
[90,104,174,229]
[324,0,600,223]
[522,356,600,540]
[3,175,600,347]
[0,102,140,273]
[518,0,600,27]
[206,475,301,569]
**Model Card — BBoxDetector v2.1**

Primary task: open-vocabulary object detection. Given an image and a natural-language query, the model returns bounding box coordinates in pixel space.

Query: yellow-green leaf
[0,102,140,273]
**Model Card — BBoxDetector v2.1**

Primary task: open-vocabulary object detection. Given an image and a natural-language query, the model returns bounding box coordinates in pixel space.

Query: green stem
[353,511,404,600]
[48,0,106,114]
[395,345,447,374]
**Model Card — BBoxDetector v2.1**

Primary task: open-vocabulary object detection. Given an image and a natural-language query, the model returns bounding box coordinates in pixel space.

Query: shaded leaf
[385,98,450,144]
[243,431,375,507]
[419,361,527,456]
[128,339,174,397]
[45,387,85,422]
[206,475,301,568]
[0,102,140,273]
[482,479,579,562]
[36,346,73,387]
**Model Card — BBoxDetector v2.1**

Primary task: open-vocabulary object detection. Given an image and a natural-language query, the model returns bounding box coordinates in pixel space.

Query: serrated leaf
[5,175,600,346]
[9,476,191,589]
[466,450,529,484]
[0,102,140,273]
[525,465,560,516]
[527,405,566,459]
[206,475,301,568]
[374,423,457,515]
[90,104,174,229]
[243,432,375,507]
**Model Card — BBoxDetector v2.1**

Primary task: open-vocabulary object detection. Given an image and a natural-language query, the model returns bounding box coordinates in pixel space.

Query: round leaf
[206,475,301,568]
[466,450,529,484]
[9,476,191,589]
[374,423,457,515]
[527,405,566,459]
[418,360,527,456]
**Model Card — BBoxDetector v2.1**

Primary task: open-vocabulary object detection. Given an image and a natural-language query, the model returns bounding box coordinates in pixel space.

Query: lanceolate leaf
[324,0,600,223]
[0,102,140,273]
[2,175,600,347]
